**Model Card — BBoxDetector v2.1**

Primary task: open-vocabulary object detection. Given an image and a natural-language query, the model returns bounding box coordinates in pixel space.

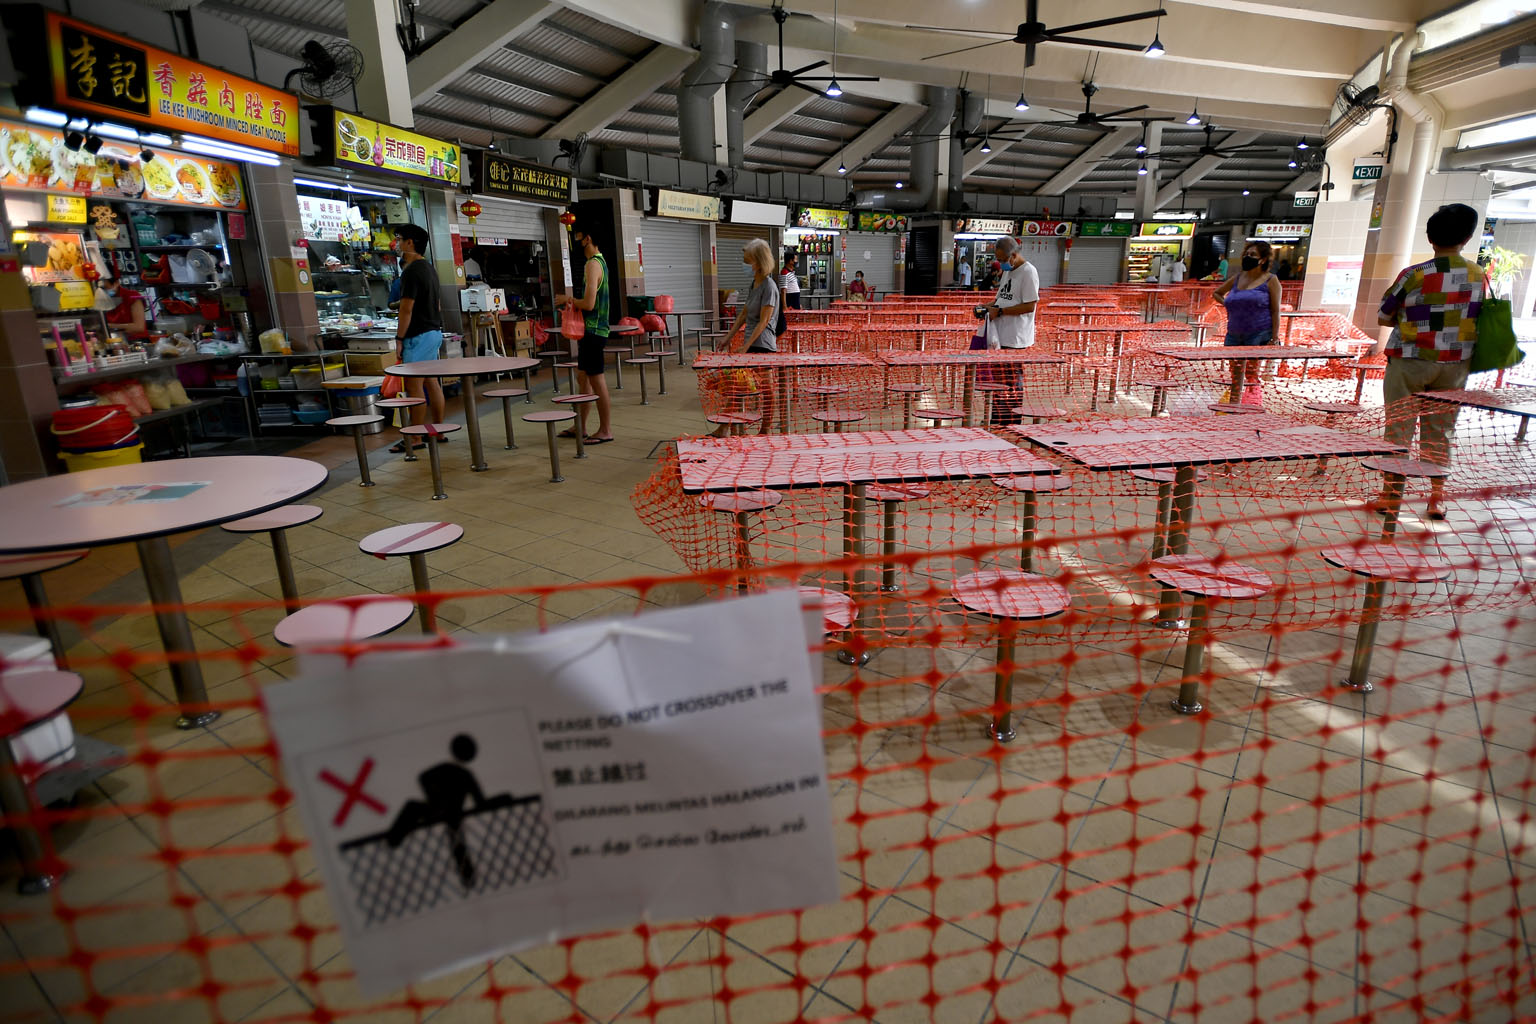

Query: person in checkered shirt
[1371,203,1484,519]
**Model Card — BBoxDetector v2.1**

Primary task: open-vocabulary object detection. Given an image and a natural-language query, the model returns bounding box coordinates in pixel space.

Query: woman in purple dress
[1212,240,1283,404]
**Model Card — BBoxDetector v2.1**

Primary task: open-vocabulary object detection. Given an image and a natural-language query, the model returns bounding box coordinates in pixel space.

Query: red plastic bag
[560,305,585,340]
[654,294,674,313]
[640,313,667,335]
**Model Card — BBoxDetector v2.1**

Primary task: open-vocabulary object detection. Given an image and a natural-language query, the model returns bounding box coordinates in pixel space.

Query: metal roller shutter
[1066,238,1124,284]
[641,218,704,310]
[455,197,547,240]
[845,233,898,294]
[1018,237,1063,288]
[716,226,767,294]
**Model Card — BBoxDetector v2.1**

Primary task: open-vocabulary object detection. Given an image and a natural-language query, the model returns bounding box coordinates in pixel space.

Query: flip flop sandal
[388,439,423,453]
[584,436,616,445]
[558,428,581,438]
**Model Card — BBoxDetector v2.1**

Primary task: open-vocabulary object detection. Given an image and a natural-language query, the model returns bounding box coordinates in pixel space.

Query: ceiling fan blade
[1049,9,1166,35]
[790,80,826,96]
[787,60,828,76]
[1097,104,1150,120]
[795,74,881,82]
[902,24,1013,39]
[1046,36,1148,52]
[922,39,1010,60]
[1026,41,1037,68]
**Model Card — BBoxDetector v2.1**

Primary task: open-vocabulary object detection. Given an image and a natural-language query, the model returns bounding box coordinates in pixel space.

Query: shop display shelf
[54,353,224,389]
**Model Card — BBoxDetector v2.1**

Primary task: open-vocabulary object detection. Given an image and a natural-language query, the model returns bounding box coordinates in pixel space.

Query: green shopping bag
[1470,295,1523,374]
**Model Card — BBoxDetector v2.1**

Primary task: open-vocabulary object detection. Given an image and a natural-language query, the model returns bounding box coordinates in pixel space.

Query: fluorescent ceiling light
[1457,114,1536,150]
[91,122,144,142]
[292,176,402,198]
[23,108,68,127]
[179,135,280,166]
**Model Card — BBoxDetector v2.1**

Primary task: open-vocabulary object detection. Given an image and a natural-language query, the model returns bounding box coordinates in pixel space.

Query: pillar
[0,201,55,480]
[345,0,414,127]
[245,162,322,352]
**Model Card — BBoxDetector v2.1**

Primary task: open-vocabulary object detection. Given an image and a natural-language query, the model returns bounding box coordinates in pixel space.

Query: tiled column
[245,163,321,352]
[0,270,56,481]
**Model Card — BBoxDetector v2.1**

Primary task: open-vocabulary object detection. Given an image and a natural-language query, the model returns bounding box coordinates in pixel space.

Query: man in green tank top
[560,223,614,442]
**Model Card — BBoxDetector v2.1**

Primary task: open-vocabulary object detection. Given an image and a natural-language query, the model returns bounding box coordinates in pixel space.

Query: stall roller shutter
[716,234,754,294]
[845,234,898,295]
[641,218,705,310]
[455,198,548,240]
[1018,237,1062,289]
[1066,238,1124,285]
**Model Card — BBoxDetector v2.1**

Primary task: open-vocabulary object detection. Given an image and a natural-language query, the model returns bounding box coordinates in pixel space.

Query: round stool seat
[866,483,931,502]
[698,489,783,514]
[0,551,88,580]
[804,385,849,396]
[1208,403,1264,415]
[973,382,1011,393]
[554,361,580,369]
[377,397,426,408]
[360,522,464,557]
[1362,456,1449,479]
[1133,377,1180,389]
[886,383,930,394]
[1346,361,1385,372]
[707,412,763,426]
[798,586,856,633]
[1304,401,1365,415]
[326,414,384,428]
[551,394,599,405]
[1320,543,1452,582]
[811,410,867,425]
[525,409,577,424]
[911,408,964,422]
[222,504,323,533]
[624,356,659,365]
[992,473,1073,493]
[1148,554,1273,600]
[1011,402,1068,419]
[483,388,529,399]
[603,345,632,354]
[274,598,415,647]
[399,423,461,438]
[647,350,677,358]
[0,670,83,729]
[952,570,1071,621]
[1130,467,1210,484]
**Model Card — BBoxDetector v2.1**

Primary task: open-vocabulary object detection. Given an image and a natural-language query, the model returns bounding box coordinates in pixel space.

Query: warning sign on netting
[263,590,838,995]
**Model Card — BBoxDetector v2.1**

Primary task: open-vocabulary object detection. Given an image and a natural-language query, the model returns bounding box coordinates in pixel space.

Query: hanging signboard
[852,211,909,233]
[1138,222,1194,238]
[474,153,568,205]
[1020,219,1074,237]
[298,195,352,242]
[730,200,789,226]
[311,107,462,186]
[796,207,850,230]
[1253,223,1313,239]
[19,12,302,156]
[1293,191,1318,208]
[46,194,88,223]
[0,118,247,210]
[952,217,1016,235]
[652,189,721,221]
[1352,157,1385,181]
[1078,220,1135,237]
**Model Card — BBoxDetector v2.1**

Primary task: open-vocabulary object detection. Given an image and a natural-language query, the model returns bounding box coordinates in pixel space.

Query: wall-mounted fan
[284,40,365,100]
[912,0,1166,66]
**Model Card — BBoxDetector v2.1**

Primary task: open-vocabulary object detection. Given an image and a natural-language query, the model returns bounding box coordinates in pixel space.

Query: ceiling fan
[1142,123,1292,162]
[912,0,1166,66]
[764,2,879,95]
[1036,81,1147,127]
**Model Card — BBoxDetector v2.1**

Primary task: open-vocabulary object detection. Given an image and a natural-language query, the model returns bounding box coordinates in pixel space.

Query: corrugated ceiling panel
[546,8,652,54]
[417,0,482,23]
[519,27,630,77]
[451,76,570,117]
[481,48,601,92]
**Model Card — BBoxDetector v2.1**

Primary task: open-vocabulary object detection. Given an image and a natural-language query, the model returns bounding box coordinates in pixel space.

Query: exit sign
[1353,158,1385,181]
[1293,191,1318,208]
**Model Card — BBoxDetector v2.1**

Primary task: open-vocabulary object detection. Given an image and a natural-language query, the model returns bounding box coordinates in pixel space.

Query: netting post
[1342,579,1387,694]
[0,742,59,894]
[137,536,217,729]
[838,483,870,666]
[1171,595,1208,715]
[990,621,1018,742]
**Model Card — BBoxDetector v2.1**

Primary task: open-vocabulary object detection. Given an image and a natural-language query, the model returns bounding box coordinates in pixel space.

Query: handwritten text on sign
[264,591,838,995]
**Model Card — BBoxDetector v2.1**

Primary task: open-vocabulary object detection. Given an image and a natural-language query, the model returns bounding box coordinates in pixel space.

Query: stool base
[1154,617,1190,630]
[1169,696,1204,715]
[835,648,869,666]
[988,721,1017,743]
[1339,677,1375,694]
[176,709,221,729]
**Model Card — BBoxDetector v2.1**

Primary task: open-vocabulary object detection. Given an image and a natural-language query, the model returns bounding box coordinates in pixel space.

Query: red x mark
[319,758,387,827]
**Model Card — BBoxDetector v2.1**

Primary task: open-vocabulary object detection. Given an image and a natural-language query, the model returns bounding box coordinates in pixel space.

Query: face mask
[1241,256,1260,271]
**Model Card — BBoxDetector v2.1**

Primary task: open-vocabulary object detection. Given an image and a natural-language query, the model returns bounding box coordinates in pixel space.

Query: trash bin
[338,392,383,433]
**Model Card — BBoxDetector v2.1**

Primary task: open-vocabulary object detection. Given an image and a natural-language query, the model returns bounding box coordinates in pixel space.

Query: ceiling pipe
[948,90,984,210]
[853,85,957,210]
[1378,31,1444,336]
[679,1,735,165]
[725,40,769,169]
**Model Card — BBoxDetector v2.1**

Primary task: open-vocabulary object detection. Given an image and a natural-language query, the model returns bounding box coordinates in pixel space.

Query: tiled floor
[2,353,1535,1023]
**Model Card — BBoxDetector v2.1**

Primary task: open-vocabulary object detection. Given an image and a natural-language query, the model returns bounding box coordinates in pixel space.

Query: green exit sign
[1353,159,1385,181]
[1294,192,1318,207]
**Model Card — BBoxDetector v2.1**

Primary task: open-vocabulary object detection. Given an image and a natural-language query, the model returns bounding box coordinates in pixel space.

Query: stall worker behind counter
[102,277,148,336]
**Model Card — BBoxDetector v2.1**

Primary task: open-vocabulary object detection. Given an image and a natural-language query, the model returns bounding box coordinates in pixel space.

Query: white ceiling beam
[1283,169,1323,193]
[1035,125,1143,195]
[1154,132,1260,205]
[964,125,1033,177]
[813,102,926,176]
[555,0,694,49]
[540,46,696,139]
[744,88,816,146]
[408,0,555,103]
[1164,0,1418,31]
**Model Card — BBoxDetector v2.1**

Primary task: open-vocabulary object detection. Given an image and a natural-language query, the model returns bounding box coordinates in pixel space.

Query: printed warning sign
[263,590,837,994]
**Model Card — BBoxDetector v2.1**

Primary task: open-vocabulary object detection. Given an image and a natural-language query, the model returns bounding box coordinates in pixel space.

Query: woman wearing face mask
[102,277,148,336]
[713,238,779,436]
[1213,240,1282,404]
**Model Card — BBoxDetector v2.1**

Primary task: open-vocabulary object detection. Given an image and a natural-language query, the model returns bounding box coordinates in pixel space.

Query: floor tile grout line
[602,925,709,1024]
[0,916,65,1024]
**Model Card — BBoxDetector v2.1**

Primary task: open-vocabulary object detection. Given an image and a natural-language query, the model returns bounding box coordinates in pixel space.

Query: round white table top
[0,456,328,555]
[359,521,465,557]
[386,356,540,378]
[274,598,416,647]
[221,504,325,534]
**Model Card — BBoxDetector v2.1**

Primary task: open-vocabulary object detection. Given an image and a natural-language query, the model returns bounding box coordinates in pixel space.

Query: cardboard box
[513,320,531,341]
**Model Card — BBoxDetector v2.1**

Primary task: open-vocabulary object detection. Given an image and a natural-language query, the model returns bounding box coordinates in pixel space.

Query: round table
[0,456,328,728]
[387,356,540,473]
[663,310,713,365]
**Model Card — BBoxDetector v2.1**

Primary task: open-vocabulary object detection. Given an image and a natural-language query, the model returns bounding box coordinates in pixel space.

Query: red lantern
[459,199,482,219]
[559,211,576,228]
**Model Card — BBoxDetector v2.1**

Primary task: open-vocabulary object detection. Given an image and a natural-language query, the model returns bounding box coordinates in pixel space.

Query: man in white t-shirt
[958,259,972,288]
[986,236,1039,349]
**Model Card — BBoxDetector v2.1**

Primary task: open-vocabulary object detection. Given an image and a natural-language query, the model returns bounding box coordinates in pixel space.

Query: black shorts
[577,332,607,376]
[785,292,801,309]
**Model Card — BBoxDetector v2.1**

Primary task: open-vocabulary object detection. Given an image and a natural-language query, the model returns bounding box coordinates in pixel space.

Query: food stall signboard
[797,207,850,230]
[38,13,300,156]
[47,195,87,223]
[476,153,569,205]
[1078,221,1134,237]
[1020,219,1074,237]
[299,196,351,242]
[314,108,461,185]
[1253,223,1313,239]
[1138,222,1195,238]
[853,212,909,232]
[0,118,247,210]
[653,189,721,221]
[952,217,1016,235]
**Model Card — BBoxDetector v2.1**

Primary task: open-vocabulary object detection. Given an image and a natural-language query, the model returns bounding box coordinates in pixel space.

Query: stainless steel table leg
[879,500,898,592]
[0,739,60,893]
[352,427,374,487]
[426,437,448,500]
[1019,491,1037,572]
[1378,471,1405,539]
[19,574,68,670]
[989,623,1018,742]
[500,397,517,449]
[544,422,564,482]
[523,368,535,402]
[963,367,976,427]
[1155,466,1197,629]
[409,551,435,632]
[136,536,216,728]
[460,375,489,471]
[1341,580,1385,694]
[656,356,668,395]
[269,529,300,615]
[1171,595,1207,714]
[838,483,869,666]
